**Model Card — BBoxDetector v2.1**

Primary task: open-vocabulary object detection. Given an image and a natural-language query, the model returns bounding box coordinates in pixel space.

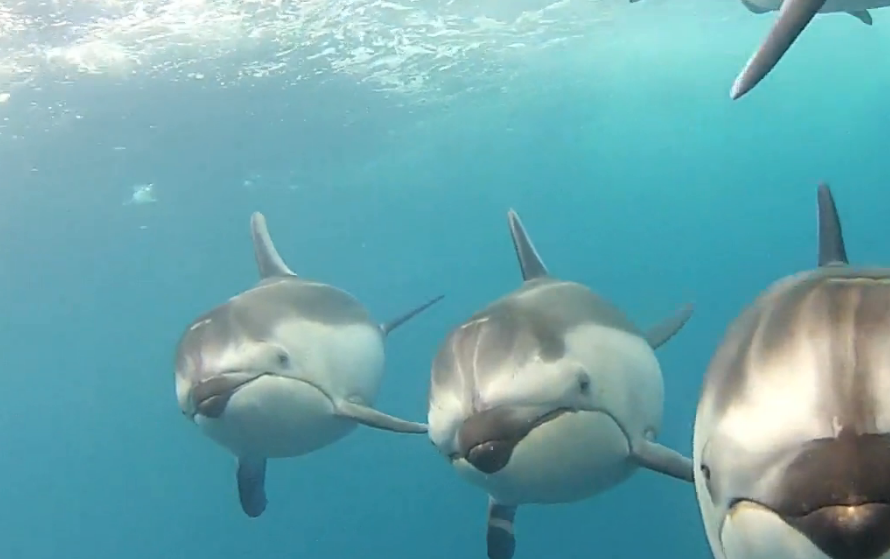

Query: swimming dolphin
[175,212,443,518]
[694,183,890,559]
[730,0,890,99]
[427,209,695,559]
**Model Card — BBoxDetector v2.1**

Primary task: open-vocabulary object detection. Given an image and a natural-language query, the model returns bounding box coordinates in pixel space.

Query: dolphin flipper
[847,9,872,24]
[236,457,268,517]
[380,295,445,335]
[335,400,428,434]
[250,212,297,278]
[730,0,828,100]
[632,439,694,482]
[644,303,694,349]
[487,498,518,559]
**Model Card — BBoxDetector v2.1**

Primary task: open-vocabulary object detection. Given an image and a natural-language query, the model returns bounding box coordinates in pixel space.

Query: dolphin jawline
[190,372,333,419]
[455,406,630,474]
[458,408,569,458]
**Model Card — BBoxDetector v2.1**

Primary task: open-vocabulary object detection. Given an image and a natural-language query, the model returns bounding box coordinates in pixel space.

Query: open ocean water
[0,0,887,558]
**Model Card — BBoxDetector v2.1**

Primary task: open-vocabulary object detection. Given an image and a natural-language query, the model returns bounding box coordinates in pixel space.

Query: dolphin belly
[453,409,634,505]
[196,375,357,458]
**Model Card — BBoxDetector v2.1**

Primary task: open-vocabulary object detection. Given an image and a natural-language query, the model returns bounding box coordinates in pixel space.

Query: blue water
[1,1,888,558]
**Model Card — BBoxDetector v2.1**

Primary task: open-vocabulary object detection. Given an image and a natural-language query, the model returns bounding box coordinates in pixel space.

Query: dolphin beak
[190,372,266,418]
[784,503,890,559]
[457,405,567,474]
[721,432,890,559]
[722,501,890,559]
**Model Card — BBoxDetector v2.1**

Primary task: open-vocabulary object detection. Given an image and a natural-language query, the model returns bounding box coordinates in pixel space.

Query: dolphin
[693,183,890,559]
[175,211,443,518]
[427,209,695,559]
[730,0,890,99]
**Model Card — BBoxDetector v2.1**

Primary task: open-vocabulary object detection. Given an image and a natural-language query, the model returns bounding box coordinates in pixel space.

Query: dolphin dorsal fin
[507,210,548,282]
[816,183,848,268]
[249,212,297,279]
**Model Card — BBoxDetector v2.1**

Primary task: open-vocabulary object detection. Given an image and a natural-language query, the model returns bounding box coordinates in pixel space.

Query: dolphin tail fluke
[644,303,694,349]
[249,212,297,279]
[730,0,827,100]
[632,440,694,482]
[816,183,849,267]
[487,498,518,559]
[380,294,444,336]
[334,400,428,434]
[236,457,268,518]
[506,209,549,281]
[848,9,873,24]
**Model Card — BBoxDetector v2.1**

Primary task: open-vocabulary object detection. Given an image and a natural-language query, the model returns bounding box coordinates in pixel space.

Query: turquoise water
[0,1,887,558]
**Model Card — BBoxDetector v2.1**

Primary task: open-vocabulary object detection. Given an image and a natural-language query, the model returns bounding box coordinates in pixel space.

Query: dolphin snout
[755,432,890,559]
[785,503,890,559]
[466,440,514,474]
[190,372,265,418]
[457,405,566,474]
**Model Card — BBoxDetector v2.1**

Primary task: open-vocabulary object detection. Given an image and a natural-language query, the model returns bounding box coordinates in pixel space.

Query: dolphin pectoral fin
[631,440,694,482]
[487,498,517,559]
[730,0,827,100]
[506,210,549,281]
[334,400,428,434]
[249,212,297,279]
[847,9,873,24]
[236,457,268,518]
[644,303,694,349]
[380,294,445,336]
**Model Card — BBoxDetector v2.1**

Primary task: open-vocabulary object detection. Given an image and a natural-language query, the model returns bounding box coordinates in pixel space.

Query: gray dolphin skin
[694,184,890,559]
[730,0,890,100]
[429,209,695,559]
[175,212,443,518]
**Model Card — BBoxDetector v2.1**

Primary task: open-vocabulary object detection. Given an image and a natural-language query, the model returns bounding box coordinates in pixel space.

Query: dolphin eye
[276,352,290,367]
[577,373,591,394]
[700,463,712,481]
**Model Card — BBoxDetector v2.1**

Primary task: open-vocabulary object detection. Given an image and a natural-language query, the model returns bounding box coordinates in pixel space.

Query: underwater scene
[0,1,888,559]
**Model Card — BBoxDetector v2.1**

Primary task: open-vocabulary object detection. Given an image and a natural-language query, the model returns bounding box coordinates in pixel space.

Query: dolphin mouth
[189,371,269,419]
[725,499,890,559]
[189,372,334,419]
[457,407,570,474]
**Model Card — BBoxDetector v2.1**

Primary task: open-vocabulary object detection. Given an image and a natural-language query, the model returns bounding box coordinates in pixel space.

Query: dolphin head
[694,184,890,559]
[174,307,297,421]
[428,208,657,492]
[428,304,602,475]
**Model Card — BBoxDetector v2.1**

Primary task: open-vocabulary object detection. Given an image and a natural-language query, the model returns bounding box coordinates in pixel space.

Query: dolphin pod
[174,183,884,559]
